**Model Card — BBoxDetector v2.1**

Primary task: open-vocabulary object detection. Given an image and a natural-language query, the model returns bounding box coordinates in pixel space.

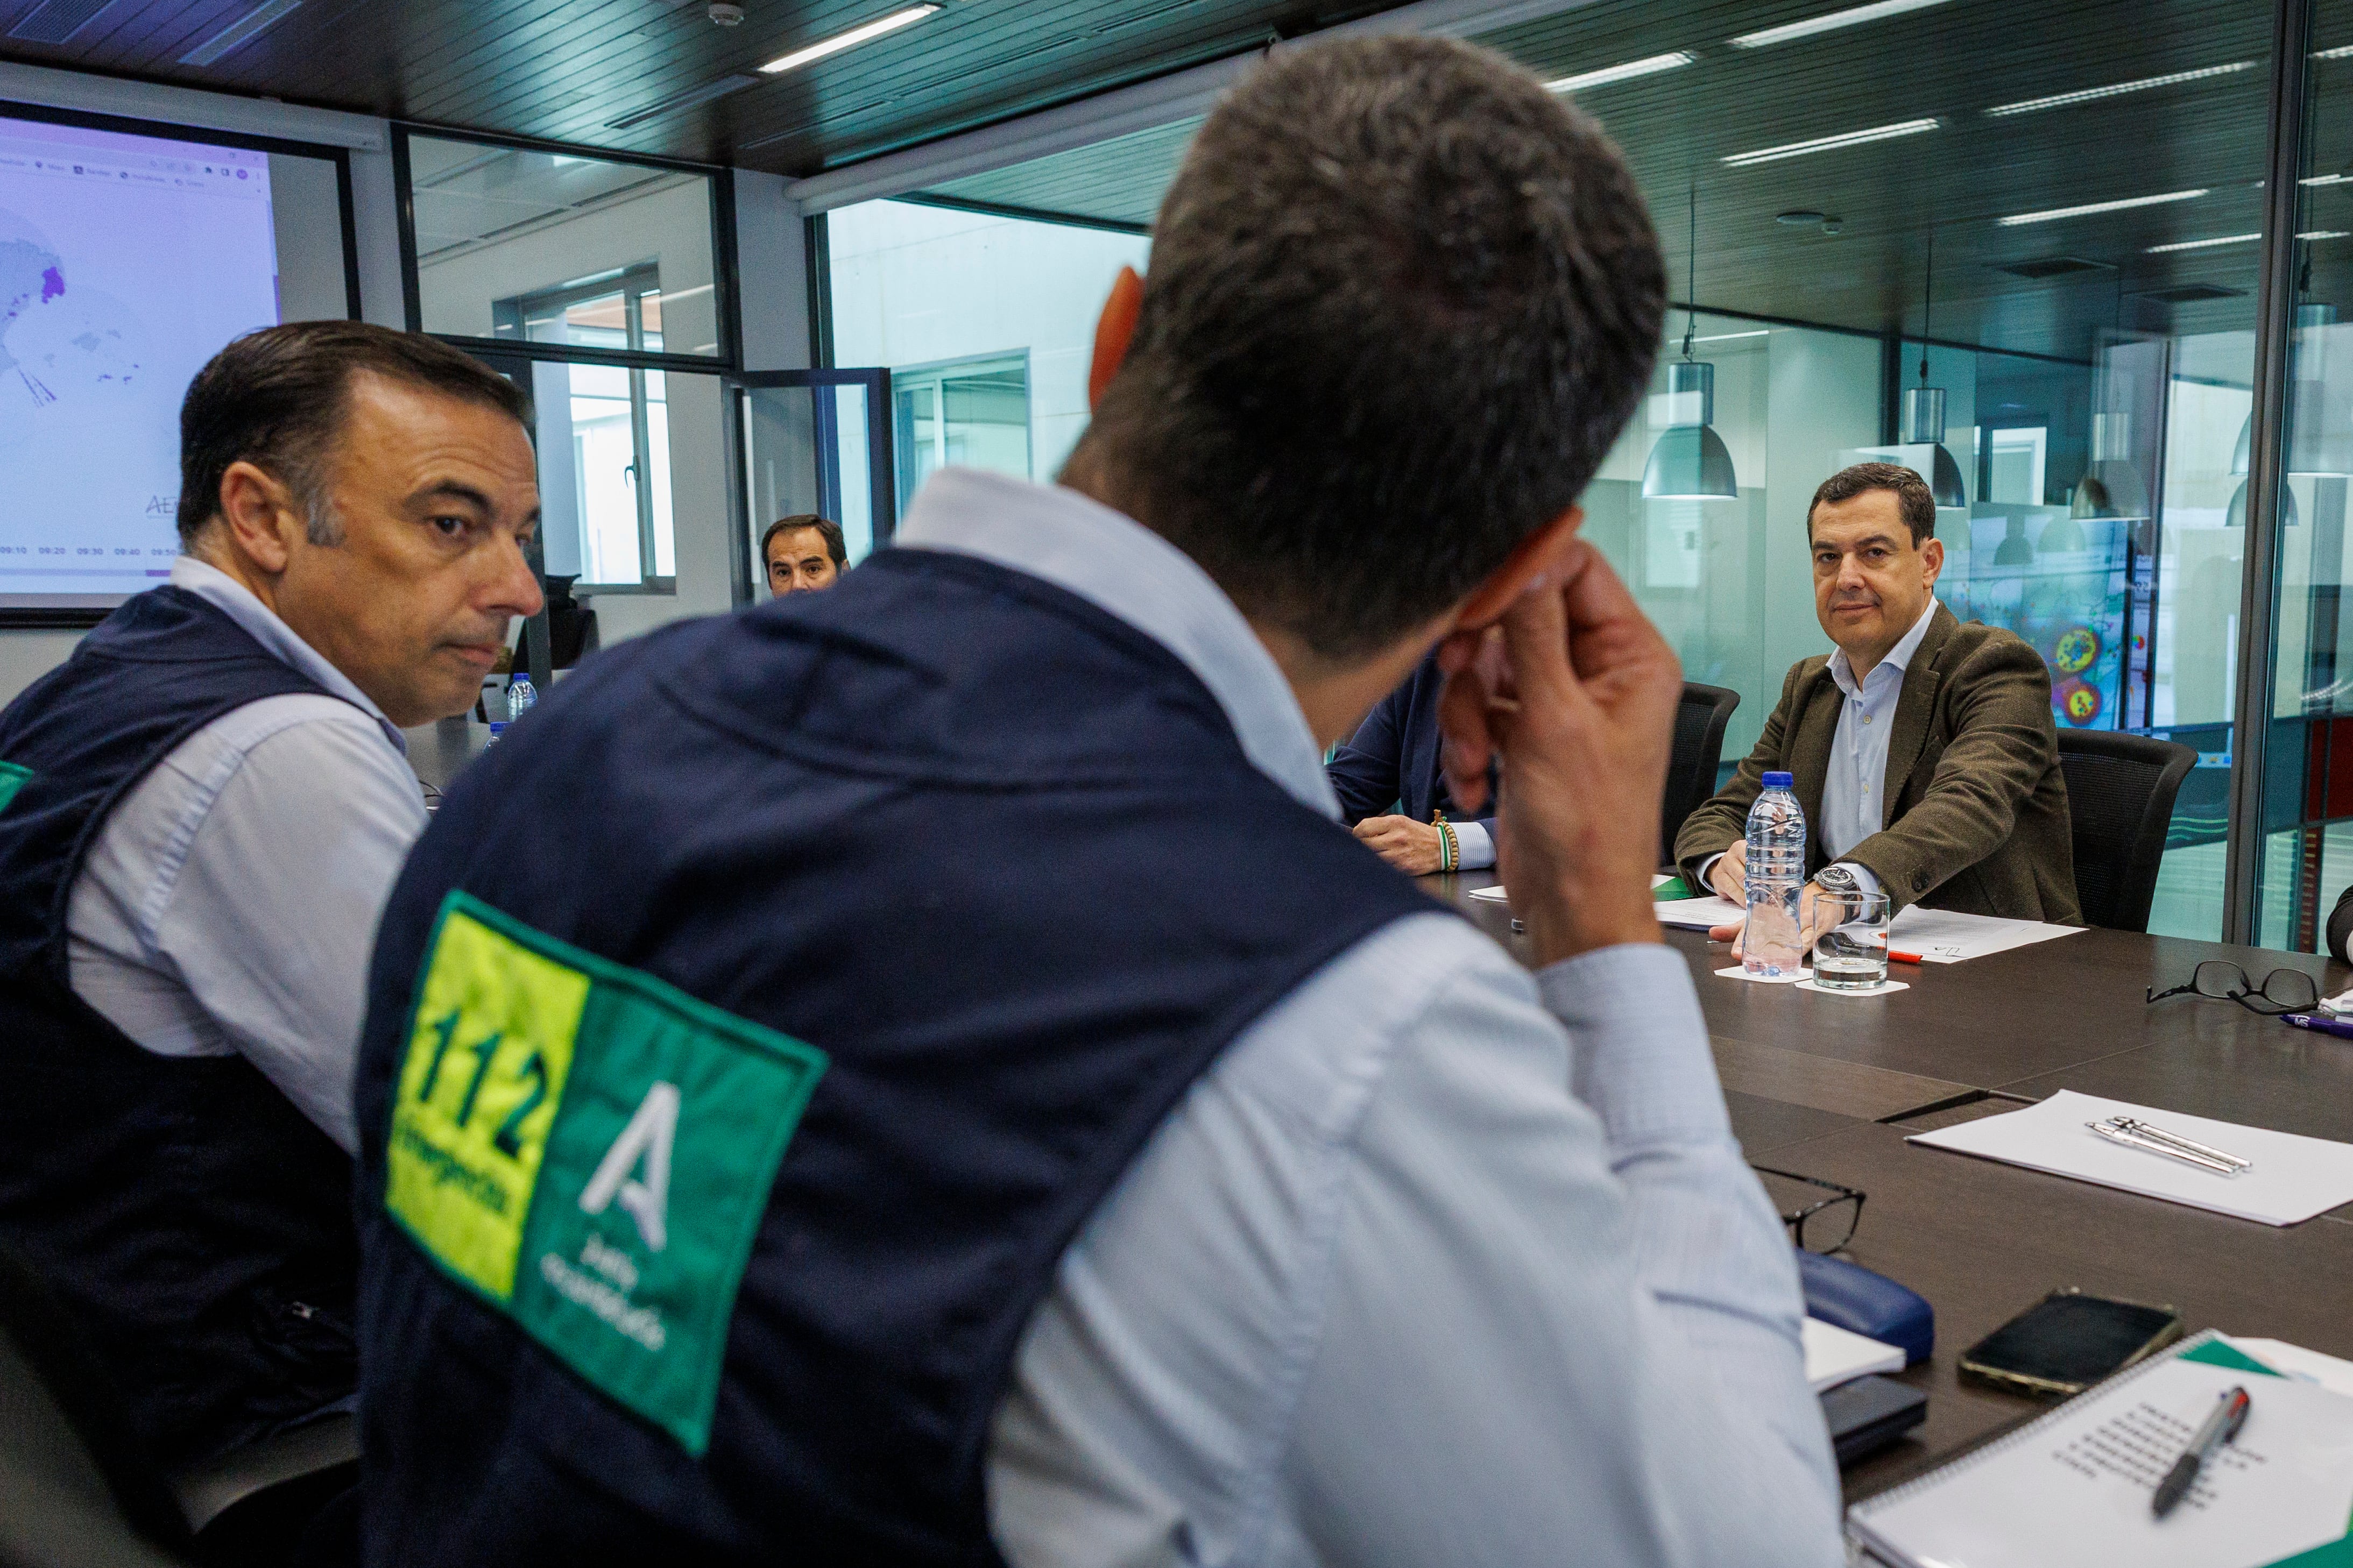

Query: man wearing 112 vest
[353,37,1841,1567]
[0,322,542,1470]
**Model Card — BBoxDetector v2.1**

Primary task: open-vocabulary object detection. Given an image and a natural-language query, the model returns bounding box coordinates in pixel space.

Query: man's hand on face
[1352,814,1445,874]
[1436,539,1679,966]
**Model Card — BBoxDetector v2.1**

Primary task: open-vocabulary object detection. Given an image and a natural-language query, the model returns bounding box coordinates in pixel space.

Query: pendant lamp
[1643,185,1740,501]
[1902,229,1968,508]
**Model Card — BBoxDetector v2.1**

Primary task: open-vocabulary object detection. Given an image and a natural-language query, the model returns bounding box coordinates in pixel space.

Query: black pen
[2152,1385,2251,1520]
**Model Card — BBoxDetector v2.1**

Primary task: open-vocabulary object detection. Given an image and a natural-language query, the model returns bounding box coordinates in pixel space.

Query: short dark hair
[1069,36,1664,661]
[178,321,531,544]
[1807,462,1936,547]
[761,514,846,567]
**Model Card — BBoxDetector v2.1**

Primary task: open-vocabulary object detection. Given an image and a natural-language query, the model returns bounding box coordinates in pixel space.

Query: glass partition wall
[398,132,736,642]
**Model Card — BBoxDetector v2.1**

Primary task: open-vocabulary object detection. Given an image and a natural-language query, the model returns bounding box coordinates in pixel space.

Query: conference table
[1431,868,2353,1503]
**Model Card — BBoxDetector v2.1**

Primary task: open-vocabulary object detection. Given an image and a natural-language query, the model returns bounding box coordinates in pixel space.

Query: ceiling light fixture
[179,0,301,65]
[1545,51,1694,93]
[1692,329,1771,343]
[1901,228,1968,508]
[2145,232,2262,252]
[1723,118,1939,166]
[759,3,937,74]
[1997,189,2209,226]
[1643,185,1740,502]
[2304,173,2351,186]
[2314,44,2353,59]
[1984,60,2255,117]
[2145,230,2349,253]
[1729,0,1950,49]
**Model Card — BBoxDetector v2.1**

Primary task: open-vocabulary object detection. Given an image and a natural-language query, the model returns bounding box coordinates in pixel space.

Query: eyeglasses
[1751,1165,1866,1254]
[2145,960,2319,1017]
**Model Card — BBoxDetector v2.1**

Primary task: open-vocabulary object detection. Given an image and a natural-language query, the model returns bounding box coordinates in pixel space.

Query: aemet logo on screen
[0,115,279,605]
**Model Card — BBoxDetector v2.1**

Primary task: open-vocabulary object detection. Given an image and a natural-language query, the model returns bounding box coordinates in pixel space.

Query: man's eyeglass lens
[2147,961,2317,1016]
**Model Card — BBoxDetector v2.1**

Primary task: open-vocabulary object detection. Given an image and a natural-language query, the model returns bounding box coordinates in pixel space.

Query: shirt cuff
[1697,852,1724,892]
[1453,819,1495,871]
[1535,943,1729,1150]
[1827,861,1882,897]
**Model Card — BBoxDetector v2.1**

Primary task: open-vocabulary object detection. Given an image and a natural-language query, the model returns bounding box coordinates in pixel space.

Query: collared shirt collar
[170,555,409,755]
[1828,594,1940,699]
[893,467,1339,818]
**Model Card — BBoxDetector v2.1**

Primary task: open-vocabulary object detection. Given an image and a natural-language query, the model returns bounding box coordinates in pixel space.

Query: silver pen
[2087,1118,2249,1175]
[2109,1117,2252,1170]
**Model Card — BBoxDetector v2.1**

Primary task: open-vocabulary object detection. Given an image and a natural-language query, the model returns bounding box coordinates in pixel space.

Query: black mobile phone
[1958,1288,2185,1397]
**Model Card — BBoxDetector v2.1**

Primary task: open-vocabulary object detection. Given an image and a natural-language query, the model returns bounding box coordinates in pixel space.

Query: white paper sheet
[1657,894,1745,929]
[1467,872,1678,905]
[1907,1090,2353,1226]
[2233,1338,2353,1399]
[1883,904,2084,963]
[1849,1347,2353,1568]
[1803,1317,1905,1393]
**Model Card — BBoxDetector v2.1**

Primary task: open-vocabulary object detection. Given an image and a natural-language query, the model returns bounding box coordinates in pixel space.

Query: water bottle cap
[487,721,507,738]
[1762,770,1794,789]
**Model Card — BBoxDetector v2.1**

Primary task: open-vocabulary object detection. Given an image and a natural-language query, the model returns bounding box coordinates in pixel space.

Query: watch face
[1819,868,1858,891]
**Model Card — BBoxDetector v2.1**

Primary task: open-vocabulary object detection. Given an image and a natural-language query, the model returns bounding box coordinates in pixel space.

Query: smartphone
[1958,1288,2184,1397]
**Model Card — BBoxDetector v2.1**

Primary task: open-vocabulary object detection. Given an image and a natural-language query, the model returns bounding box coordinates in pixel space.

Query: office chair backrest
[2056,729,2197,933]
[0,1242,193,1567]
[1664,683,1741,865]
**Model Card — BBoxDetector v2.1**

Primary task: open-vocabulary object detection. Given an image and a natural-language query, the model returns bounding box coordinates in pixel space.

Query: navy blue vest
[353,549,1439,1565]
[0,587,364,1468]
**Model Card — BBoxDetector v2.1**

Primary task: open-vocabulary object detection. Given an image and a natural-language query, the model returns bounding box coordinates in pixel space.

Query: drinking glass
[1812,888,1892,990]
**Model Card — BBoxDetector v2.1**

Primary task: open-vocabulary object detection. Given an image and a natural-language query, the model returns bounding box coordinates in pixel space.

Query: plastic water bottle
[507,675,536,722]
[1743,770,1807,977]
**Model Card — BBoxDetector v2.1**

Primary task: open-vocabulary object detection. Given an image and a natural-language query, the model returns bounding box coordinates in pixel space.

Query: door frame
[727,368,897,609]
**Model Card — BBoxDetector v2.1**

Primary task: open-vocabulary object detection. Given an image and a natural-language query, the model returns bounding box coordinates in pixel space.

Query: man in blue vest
[352,34,1841,1568]
[0,321,542,1470]
[1328,648,1498,873]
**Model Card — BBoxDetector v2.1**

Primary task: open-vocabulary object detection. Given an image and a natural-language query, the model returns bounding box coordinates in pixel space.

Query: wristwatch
[1815,864,1862,895]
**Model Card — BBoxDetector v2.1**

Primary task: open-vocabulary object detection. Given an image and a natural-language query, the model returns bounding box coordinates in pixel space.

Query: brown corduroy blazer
[1673,604,2081,923]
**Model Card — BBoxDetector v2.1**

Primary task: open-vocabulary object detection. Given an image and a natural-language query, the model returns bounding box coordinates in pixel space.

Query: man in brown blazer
[1675,462,2080,928]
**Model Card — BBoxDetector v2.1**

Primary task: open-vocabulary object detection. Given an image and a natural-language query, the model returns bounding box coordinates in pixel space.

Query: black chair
[1663,683,1741,864]
[0,1241,359,1568]
[2057,729,2196,933]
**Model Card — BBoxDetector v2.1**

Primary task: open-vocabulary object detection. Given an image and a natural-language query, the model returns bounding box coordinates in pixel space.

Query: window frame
[392,122,742,595]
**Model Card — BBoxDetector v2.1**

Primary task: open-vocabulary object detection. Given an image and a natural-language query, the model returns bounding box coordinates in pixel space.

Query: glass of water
[1812,889,1892,990]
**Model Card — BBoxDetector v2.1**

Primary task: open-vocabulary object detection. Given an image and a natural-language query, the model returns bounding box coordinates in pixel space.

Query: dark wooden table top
[1425,868,2353,1500]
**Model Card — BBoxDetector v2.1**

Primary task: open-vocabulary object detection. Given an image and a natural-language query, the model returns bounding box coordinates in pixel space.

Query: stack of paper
[1803,1317,1905,1393]
[1848,1333,2353,1568]
[1907,1090,2353,1226]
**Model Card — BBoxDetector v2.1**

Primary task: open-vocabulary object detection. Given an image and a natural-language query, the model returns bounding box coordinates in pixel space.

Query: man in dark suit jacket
[1326,650,1497,873]
[1676,462,2080,926]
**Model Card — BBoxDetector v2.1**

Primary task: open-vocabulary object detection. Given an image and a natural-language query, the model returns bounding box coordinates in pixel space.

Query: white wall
[826,200,1150,483]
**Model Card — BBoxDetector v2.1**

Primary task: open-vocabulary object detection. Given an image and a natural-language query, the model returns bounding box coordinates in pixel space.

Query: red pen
[1889,950,1926,964]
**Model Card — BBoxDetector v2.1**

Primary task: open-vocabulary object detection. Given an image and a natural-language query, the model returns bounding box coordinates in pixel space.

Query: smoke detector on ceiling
[709,3,743,23]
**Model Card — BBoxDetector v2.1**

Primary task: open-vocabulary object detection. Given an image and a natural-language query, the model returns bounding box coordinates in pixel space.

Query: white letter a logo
[579,1081,679,1253]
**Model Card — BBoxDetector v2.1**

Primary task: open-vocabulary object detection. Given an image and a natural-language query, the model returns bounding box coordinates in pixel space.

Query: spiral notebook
[1847,1332,2353,1568]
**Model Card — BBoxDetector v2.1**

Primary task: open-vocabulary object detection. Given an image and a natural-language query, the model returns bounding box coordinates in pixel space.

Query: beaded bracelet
[1433,811,1458,874]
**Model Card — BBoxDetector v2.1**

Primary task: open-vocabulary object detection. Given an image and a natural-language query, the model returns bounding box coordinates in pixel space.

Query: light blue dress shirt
[1818,598,1941,893]
[899,470,1841,1568]
[63,556,429,1153]
[1701,596,1941,901]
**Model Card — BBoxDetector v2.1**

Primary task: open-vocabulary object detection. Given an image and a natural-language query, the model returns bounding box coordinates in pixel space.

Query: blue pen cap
[1763,770,1794,789]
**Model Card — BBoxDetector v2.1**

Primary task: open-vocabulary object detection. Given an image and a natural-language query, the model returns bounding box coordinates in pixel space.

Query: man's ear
[1450,507,1585,632]
[1088,266,1144,410]
[211,460,302,577]
[1920,534,1946,591]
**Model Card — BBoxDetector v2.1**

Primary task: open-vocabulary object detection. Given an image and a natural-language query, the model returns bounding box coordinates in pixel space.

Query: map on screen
[0,115,280,607]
